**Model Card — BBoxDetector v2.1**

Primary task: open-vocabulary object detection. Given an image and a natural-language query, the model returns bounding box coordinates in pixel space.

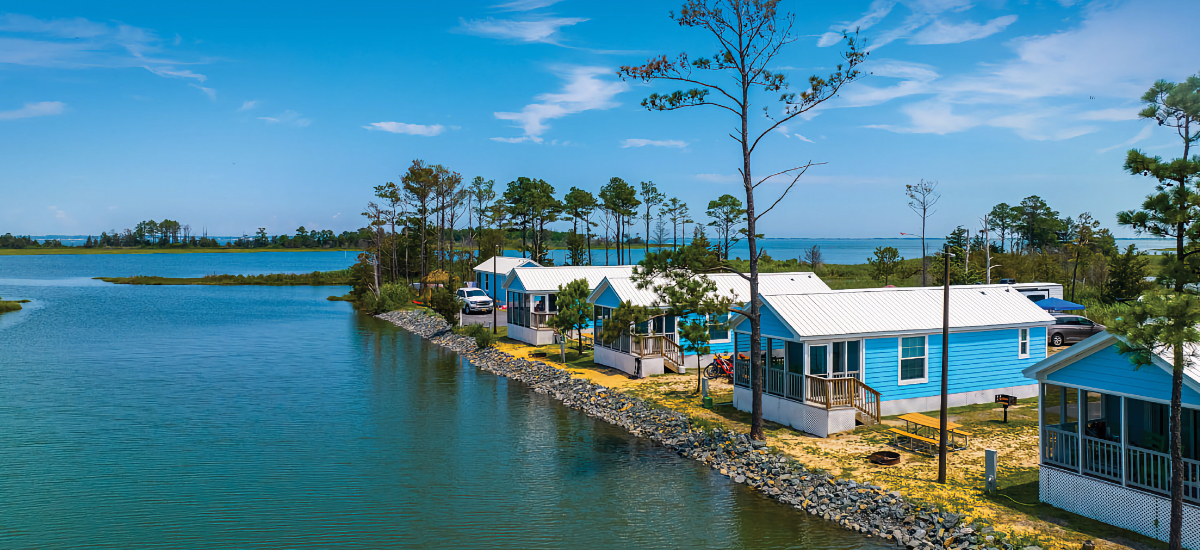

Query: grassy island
[0,297,30,315]
[97,269,353,286]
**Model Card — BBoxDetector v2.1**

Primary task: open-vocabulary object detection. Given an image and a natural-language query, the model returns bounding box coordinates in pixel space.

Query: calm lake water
[0,252,886,549]
[517,237,1172,266]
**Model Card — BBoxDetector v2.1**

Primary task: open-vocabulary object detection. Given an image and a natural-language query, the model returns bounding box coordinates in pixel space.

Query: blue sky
[1,0,1196,238]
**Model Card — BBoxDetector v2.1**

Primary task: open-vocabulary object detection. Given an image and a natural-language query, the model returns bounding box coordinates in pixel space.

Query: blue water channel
[0,252,887,549]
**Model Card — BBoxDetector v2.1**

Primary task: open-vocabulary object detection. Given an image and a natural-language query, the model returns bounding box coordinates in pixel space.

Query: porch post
[1120,396,1128,487]
[1077,387,1084,475]
[1038,383,1045,464]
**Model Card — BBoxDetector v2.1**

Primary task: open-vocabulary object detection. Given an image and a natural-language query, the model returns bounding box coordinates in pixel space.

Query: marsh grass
[97,269,353,286]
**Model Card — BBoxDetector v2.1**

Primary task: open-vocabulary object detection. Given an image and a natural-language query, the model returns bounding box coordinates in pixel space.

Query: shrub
[457,323,496,349]
[356,282,416,314]
[427,287,461,323]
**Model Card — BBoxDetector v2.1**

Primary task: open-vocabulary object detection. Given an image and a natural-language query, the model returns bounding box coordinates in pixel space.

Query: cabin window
[899,336,927,384]
[707,313,730,342]
[1019,328,1030,358]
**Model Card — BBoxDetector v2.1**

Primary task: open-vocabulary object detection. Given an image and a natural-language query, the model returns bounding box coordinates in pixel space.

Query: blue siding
[1047,344,1200,406]
[864,327,1046,402]
[507,277,526,293]
[675,311,734,354]
[593,285,622,309]
[757,305,795,340]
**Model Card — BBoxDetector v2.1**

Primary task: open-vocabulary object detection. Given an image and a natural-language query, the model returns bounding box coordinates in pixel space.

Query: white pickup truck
[455,287,494,314]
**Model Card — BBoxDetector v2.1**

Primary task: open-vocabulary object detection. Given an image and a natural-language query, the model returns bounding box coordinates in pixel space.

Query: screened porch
[1040,382,1200,503]
[731,331,879,424]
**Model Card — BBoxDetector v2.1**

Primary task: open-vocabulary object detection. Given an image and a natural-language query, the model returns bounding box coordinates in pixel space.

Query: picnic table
[887,412,972,454]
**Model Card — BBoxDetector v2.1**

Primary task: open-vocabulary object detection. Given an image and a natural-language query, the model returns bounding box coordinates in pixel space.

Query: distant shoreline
[0,248,361,256]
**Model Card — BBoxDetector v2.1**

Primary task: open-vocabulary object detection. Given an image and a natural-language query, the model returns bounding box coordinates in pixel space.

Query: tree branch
[756,163,815,221]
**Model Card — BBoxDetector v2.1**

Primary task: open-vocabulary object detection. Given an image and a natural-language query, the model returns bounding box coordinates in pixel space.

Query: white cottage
[1023,333,1200,546]
[473,256,540,306]
[502,265,634,346]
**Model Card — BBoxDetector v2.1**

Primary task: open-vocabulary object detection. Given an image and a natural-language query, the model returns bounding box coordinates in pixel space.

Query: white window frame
[706,312,731,344]
[1019,328,1030,359]
[897,335,929,386]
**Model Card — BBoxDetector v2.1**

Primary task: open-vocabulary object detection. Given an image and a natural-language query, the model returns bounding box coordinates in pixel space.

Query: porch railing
[1082,436,1122,483]
[1042,426,1078,470]
[767,366,785,396]
[530,312,554,329]
[804,375,880,424]
[1126,446,1200,504]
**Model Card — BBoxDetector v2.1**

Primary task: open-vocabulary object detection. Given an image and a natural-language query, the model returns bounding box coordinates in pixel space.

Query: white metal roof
[473,256,541,274]
[590,271,829,307]
[735,284,1056,339]
[504,265,634,293]
[1022,332,1200,394]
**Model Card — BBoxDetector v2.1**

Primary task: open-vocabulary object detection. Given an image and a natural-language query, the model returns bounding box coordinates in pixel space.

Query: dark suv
[1049,314,1105,346]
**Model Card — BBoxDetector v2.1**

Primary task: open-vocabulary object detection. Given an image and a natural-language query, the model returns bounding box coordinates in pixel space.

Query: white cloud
[258,110,311,127]
[493,66,627,143]
[1098,125,1154,154]
[47,205,67,220]
[695,173,741,183]
[818,0,1001,50]
[364,122,446,136]
[0,101,65,120]
[144,66,206,82]
[491,136,533,143]
[908,15,1017,45]
[1077,107,1140,121]
[237,100,259,112]
[0,14,212,95]
[866,99,978,134]
[456,16,586,44]
[495,0,565,11]
[794,134,815,143]
[942,1,1199,103]
[189,84,216,100]
[621,138,687,148]
[817,0,897,46]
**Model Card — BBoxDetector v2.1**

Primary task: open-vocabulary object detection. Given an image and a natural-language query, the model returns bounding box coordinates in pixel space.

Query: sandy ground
[496,343,1164,550]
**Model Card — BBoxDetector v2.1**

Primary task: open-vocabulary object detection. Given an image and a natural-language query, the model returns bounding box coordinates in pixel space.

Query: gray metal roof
[473,256,541,274]
[504,265,634,293]
[736,285,1056,339]
[590,271,829,307]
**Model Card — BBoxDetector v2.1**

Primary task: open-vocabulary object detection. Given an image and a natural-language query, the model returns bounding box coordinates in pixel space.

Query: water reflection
[0,254,884,549]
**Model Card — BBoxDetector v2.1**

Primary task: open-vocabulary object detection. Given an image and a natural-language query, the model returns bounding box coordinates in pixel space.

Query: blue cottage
[588,272,828,377]
[729,285,1055,437]
[1023,332,1200,546]
[472,256,540,306]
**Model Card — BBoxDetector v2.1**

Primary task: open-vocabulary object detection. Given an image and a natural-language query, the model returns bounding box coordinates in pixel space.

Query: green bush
[427,287,461,323]
[356,282,416,314]
[457,323,496,349]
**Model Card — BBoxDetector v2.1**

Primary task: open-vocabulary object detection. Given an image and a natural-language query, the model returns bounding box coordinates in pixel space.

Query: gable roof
[473,256,541,274]
[503,265,634,293]
[587,271,829,307]
[731,284,1055,338]
[1023,331,1200,395]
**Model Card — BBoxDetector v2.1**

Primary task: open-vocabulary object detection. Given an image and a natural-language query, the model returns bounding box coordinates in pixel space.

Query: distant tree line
[1,221,375,250]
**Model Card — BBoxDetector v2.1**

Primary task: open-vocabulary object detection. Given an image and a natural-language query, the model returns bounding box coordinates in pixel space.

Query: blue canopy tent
[1034,297,1084,311]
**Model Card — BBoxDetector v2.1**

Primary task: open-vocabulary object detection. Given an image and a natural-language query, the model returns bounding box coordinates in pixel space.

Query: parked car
[456,287,494,314]
[1049,314,1105,346]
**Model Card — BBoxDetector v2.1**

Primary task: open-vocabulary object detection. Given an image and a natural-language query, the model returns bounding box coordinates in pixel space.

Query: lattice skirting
[1041,466,1200,548]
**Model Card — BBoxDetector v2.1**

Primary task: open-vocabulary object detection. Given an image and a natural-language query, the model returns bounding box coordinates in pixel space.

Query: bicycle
[704,354,734,380]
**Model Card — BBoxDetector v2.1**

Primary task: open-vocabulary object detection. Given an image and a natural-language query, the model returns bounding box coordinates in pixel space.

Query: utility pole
[492,241,498,335]
[939,244,952,484]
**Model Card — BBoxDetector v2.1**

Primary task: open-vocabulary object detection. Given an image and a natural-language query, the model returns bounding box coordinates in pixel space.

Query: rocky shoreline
[377,310,1031,550]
